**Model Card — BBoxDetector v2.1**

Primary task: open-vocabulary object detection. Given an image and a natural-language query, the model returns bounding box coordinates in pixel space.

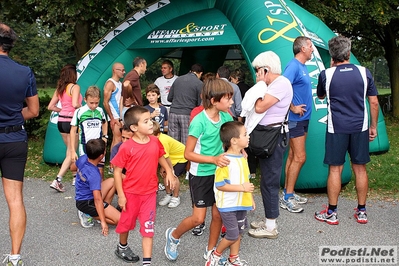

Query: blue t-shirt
[0,55,37,143]
[144,105,168,132]
[283,58,313,122]
[75,155,102,201]
[317,64,378,134]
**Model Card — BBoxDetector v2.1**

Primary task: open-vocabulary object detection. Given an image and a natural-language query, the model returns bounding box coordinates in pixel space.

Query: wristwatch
[102,135,109,139]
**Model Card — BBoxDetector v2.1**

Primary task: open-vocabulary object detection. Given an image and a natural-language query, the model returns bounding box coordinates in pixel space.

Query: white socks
[265,218,276,231]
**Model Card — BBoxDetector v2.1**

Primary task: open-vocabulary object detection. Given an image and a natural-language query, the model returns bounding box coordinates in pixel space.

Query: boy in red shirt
[112,106,175,265]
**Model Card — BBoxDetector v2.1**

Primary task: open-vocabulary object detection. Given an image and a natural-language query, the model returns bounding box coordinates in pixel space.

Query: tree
[294,0,399,117]
[0,0,153,60]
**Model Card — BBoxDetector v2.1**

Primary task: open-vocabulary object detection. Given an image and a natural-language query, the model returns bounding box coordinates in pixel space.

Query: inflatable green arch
[43,0,390,189]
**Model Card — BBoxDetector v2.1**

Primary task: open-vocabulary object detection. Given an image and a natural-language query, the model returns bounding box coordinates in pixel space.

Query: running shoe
[159,194,172,206]
[168,197,181,208]
[192,222,206,236]
[354,208,368,224]
[50,179,65,192]
[2,255,24,266]
[164,227,180,261]
[315,206,339,225]
[226,257,248,266]
[77,210,94,228]
[114,245,140,263]
[280,197,304,213]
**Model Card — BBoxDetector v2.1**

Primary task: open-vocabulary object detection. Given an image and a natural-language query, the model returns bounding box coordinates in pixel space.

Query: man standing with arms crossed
[0,22,39,266]
[281,36,313,213]
[315,35,378,225]
[154,59,178,116]
[103,63,125,153]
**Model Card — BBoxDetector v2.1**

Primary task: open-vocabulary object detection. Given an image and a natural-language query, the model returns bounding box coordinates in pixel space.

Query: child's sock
[118,242,128,250]
[229,254,239,263]
[56,176,62,182]
[8,254,21,265]
[142,257,151,265]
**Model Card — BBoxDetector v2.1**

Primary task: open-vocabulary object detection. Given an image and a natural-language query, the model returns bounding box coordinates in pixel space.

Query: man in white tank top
[103,62,124,153]
[154,60,178,116]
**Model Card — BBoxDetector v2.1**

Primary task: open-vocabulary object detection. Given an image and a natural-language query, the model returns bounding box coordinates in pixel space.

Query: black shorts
[76,199,109,217]
[288,120,309,138]
[173,162,187,176]
[188,173,215,208]
[57,121,72,134]
[324,130,370,165]
[0,141,28,181]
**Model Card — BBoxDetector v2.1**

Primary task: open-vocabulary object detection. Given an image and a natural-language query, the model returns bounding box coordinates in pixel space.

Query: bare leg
[142,237,153,258]
[57,132,73,178]
[327,165,343,205]
[119,232,129,245]
[111,123,122,152]
[2,178,26,255]
[352,164,368,205]
[285,135,307,194]
[101,178,116,204]
[207,204,222,251]
[172,206,207,239]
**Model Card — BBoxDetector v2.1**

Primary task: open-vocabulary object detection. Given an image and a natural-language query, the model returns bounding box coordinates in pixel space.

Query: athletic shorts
[324,130,370,165]
[57,121,72,134]
[189,173,215,208]
[0,141,28,181]
[288,120,309,138]
[115,192,156,238]
[220,211,247,241]
[173,162,187,177]
[76,199,109,217]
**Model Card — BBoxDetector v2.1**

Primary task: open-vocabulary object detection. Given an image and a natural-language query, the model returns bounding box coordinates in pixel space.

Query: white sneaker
[250,220,265,229]
[158,183,166,191]
[159,194,172,206]
[168,197,180,208]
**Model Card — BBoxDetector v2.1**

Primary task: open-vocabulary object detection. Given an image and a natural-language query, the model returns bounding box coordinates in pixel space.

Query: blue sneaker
[164,227,180,261]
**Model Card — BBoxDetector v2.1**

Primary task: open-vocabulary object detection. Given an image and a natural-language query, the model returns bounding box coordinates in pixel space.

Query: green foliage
[24,91,52,139]
[294,0,399,117]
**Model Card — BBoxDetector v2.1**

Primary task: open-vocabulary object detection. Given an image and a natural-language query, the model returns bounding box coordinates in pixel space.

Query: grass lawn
[25,116,399,201]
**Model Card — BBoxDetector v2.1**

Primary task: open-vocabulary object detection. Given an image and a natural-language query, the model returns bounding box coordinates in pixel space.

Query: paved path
[1,178,398,265]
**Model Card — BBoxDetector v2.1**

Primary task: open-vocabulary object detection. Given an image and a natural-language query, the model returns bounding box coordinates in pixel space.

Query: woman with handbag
[245,51,293,239]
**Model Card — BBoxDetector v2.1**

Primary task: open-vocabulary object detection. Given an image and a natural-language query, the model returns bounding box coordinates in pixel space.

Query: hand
[153,109,161,117]
[242,182,254,192]
[101,221,109,236]
[213,154,230,168]
[71,152,78,162]
[291,104,307,117]
[110,118,121,130]
[118,196,127,212]
[369,127,377,142]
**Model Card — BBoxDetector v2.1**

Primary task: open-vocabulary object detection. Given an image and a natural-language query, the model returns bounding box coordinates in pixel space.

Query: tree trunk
[383,26,399,118]
[74,21,90,61]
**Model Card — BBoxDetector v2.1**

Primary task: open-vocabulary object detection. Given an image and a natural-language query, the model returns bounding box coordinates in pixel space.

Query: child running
[164,78,234,263]
[205,121,255,266]
[75,138,120,232]
[112,106,175,265]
